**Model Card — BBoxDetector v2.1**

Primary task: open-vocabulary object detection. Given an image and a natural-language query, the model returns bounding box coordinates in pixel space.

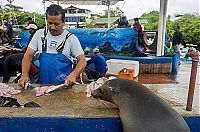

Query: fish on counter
[0,83,21,97]
[33,84,67,97]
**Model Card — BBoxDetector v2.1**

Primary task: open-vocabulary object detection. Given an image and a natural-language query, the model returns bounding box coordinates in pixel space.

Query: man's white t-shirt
[28,29,84,61]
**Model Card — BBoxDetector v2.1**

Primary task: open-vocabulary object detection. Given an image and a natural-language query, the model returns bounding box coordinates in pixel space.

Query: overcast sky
[1,0,199,19]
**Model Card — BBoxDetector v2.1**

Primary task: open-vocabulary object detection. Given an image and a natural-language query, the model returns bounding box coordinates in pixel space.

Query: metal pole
[33,12,36,22]
[42,0,47,31]
[107,4,110,28]
[102,0,110,28]
[156,0,168,56]
[186,52,199,111]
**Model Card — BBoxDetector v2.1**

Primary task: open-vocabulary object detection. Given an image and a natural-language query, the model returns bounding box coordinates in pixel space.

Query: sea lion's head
[91,79,121,103]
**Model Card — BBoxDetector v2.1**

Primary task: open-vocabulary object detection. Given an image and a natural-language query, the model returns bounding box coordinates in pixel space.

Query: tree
[140,10,200,46]
[1,8,45,27]
[141,11,160,30]
[100,7,123,18]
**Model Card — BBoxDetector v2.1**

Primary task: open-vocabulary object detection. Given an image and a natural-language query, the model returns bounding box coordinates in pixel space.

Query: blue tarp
[67,28,138,52]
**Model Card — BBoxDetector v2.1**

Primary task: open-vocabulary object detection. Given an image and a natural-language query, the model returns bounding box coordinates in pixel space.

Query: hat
[93,48,100,53]
[84,47,90,52]
[28,24,37,30]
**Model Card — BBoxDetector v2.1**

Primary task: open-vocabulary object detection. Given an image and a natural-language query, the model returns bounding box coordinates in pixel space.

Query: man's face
[47,14,64,36]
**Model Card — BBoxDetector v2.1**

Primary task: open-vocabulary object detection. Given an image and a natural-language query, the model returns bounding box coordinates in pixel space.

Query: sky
[0,0,199,19]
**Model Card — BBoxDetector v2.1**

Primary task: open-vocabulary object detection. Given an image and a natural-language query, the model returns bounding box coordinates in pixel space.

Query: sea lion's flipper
[24,101,41,107]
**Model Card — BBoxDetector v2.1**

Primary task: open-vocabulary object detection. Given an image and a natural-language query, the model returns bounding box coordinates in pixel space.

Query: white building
[64,5,91,28]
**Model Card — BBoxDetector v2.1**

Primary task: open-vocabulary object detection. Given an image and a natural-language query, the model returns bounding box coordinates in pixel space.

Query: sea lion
[92,78,190,132]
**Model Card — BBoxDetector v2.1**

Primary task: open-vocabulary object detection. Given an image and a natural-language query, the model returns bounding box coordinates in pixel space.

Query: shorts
[172,45,180,53]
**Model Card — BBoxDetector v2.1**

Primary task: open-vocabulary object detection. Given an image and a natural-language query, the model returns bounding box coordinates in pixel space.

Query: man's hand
[64,73,76,86]
[18,75,30,89]
[65,54,86,86]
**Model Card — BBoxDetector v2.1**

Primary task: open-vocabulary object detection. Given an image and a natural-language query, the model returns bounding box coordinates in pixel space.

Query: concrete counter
[0,84,118,118]
[0,83,199,118]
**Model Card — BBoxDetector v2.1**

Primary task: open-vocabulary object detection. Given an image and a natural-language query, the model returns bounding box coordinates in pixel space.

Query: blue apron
[39,31,73,84]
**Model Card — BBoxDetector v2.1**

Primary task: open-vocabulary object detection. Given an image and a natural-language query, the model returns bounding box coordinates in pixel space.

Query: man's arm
[65,54,86,85]
[18,47,36,88]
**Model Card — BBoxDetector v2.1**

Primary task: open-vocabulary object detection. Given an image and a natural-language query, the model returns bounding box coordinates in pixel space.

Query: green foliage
[141,11,160,30]
[1,8,45,28]
[100,8,122,18]
[86,21,98,28]
[140,10,200,46]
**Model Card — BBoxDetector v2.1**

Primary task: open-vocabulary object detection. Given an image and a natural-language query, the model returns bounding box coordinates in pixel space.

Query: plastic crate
[117,68,134,80]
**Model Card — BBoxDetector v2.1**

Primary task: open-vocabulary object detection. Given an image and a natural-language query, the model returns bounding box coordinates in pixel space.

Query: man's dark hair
[134,18,139,22]
[174,25,180,30]
[46,4,65,23]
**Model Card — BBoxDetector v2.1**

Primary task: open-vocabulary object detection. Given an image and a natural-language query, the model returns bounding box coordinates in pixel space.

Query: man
[2,23,38,83]
[133,18,143,36]
[28,24,38,44]
[18,4,86,87]
[26,17,37,26]
[0,28,10,44]
[85,48,107,80]
[133,18,147,50]
[172,25,183,53]
[15,25,30,48]
[4,20,13,39]
[117,16,130,28]
[172,25,183,65]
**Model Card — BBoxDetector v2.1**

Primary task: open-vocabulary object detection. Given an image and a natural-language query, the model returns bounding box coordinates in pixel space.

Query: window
[65,17,81,22]
[68,9,76,14]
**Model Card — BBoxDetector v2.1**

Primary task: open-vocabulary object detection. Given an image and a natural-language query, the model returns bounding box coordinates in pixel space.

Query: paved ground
[140,62,199,115]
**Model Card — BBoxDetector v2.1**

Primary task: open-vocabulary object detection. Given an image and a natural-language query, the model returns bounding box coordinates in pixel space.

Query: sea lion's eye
[99,87,104,94]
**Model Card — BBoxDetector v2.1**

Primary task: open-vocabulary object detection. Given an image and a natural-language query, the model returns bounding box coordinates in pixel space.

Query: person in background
[26,17,37,25]
[0,28,10,45]
[133,18,148,50]
[172,25,183,65]
[84,47,90,55]
[15,25,30,48]
[28,24,38,43]
[117,16,130,28]
[18,4,86,87]
[2,23,38,83]
[172,25,182,53]
[85,48,107,80]
[4,20,14,40]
